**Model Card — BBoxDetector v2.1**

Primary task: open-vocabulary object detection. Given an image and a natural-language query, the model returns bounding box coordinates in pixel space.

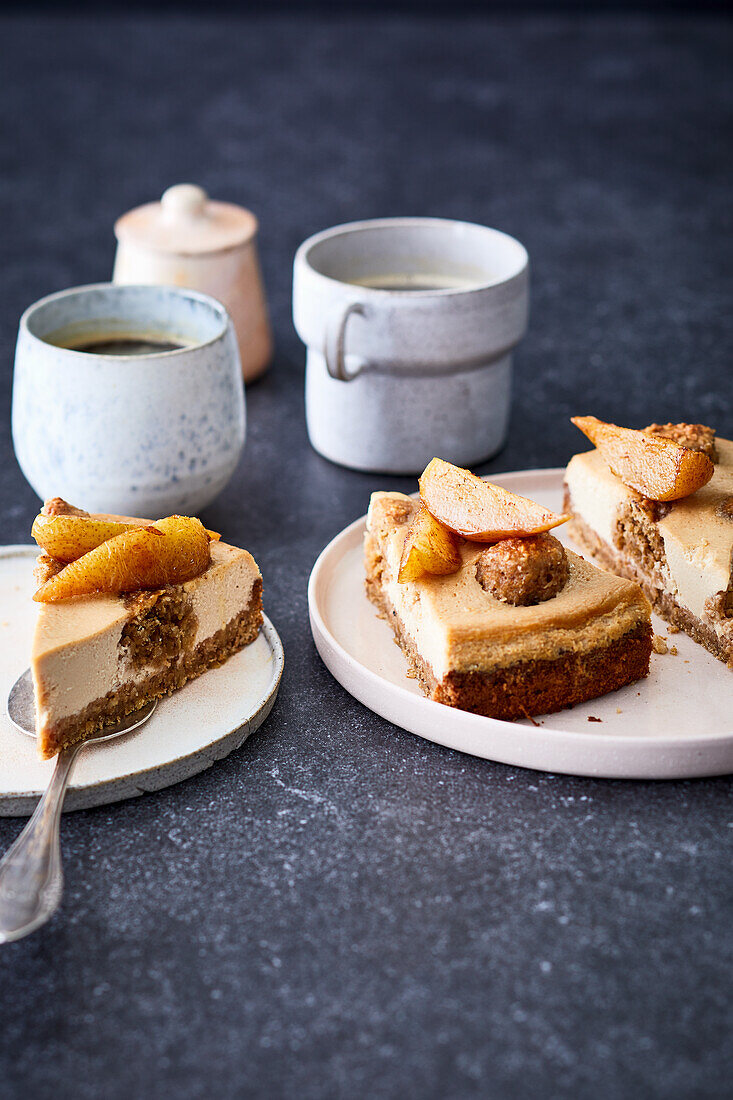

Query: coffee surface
[66,337,185,355]
[348,272,484,291]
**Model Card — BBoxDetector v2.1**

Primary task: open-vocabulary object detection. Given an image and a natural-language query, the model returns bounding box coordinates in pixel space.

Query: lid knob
[161,183,208,221]
[114,185,257,254]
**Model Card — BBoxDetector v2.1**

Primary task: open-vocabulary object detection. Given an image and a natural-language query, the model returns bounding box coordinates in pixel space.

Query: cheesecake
[30,503,263,758]
[365,489,652,720]
[565,423,733,667]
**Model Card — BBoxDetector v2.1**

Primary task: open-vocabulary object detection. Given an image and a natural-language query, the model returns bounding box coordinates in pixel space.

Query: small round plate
[0,546,284,816]
[308,468,733,780]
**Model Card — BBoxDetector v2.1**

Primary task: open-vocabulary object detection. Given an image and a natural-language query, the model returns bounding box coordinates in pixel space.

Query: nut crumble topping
[41,498,90,517]
[644,422,718,462]
[475,533,569,606]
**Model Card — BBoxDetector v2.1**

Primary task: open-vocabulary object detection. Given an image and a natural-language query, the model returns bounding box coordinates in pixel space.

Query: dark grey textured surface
[1,13,732,1099]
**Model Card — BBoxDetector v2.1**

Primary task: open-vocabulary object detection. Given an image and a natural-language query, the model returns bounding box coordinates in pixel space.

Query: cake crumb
[667,624,680,635]
[652,634,669,655]
[587,716,602,723]
[670,645,678,656]
[616,708,622,714]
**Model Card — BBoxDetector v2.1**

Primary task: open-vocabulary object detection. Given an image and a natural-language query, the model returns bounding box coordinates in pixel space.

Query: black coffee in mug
[52,335,186,356]
[64,332,186,354]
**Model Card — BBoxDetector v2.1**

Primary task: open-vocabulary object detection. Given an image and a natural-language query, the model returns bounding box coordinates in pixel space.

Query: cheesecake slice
[365,491,652,720]
[31,506,263,759]
[565,427,733,667]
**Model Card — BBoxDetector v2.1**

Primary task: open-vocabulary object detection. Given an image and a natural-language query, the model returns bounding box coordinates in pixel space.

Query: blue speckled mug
[12,284,245,516]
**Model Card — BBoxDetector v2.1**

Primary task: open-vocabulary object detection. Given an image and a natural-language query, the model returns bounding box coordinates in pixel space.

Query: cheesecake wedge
[565,423,733,667]
[365,488,652,720]
[30,502,263,758]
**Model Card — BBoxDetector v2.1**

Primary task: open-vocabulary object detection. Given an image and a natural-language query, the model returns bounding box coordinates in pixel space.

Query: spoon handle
[0,743,81,943]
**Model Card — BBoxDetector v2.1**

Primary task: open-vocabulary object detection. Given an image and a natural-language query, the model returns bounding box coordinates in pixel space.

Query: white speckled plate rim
[308,468,733,780]
[0,546,284,816]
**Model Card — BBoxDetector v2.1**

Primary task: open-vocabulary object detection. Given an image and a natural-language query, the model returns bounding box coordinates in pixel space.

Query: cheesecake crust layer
[366,563,651,719]
[38,579,263,759]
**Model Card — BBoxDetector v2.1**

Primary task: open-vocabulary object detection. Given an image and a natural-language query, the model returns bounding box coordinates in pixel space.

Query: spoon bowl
[7,667,157,742]
[0,670,156,944]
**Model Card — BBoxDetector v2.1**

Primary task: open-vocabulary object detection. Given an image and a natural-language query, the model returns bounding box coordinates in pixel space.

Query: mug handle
[325,301,367,381]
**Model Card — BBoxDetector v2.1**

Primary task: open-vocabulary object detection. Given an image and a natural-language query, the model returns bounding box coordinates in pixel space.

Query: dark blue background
[0,11,731,1099]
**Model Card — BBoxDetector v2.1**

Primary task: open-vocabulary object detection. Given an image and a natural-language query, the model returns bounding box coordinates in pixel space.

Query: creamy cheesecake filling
[379,554,453,681]
[366,494,649,679]
[33,605,147,727]
[563,452,635,547]
[188,549,258,648]
[660,537,727,620]
[565,439,733,636]
[32,541,259,725]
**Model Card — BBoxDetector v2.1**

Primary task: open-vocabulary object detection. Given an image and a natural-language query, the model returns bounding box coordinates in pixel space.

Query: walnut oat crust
[631,494,673,523]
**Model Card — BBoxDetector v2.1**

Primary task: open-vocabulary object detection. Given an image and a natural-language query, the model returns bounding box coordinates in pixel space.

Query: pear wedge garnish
[572,416,714,501]
[34,516,211,602]
[419,458,568,543]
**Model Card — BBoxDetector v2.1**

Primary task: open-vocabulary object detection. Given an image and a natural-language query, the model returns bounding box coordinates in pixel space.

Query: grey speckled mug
[293,217,529,474]
[12,284,245,516]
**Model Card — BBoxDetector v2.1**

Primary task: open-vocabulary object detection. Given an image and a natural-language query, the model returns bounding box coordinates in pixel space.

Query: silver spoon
[0,669,156,944]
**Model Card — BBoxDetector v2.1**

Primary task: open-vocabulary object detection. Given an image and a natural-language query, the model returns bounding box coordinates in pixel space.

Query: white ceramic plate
[308,469,732,779]
[0,547,284,816]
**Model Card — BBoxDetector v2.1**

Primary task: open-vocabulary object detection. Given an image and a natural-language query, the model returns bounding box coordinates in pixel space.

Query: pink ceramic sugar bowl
[113,183,272,384]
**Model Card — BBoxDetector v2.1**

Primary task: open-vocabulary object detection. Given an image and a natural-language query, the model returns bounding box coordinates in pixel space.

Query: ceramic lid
[114,184,258,256]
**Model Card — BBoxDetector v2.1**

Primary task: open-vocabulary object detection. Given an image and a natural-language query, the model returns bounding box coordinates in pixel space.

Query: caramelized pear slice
[419,458,568,542]
[32,514,134,562]
[398,503,462,582]
[32,512,221,562]
[572,416,714,501]
[33,516,211,602]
